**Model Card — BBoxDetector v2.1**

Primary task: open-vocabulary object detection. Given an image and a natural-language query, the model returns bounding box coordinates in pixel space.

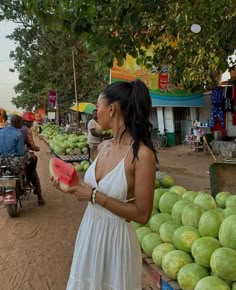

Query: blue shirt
[0,126,25,156]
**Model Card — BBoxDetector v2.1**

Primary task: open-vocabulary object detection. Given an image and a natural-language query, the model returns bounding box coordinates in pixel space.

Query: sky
[0,20,21,113]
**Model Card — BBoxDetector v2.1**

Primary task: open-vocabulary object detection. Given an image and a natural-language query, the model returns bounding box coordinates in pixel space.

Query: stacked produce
[133,173,236,290]
[41,123,90,172]
[40,123,88,155]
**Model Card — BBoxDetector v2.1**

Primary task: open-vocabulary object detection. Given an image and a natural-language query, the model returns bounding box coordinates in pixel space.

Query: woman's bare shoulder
[136,144,156,164]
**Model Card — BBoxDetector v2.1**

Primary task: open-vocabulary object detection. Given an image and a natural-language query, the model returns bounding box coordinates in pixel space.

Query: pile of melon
[40,123,59,138]
[41,123,89,156]
[133,174,236,290]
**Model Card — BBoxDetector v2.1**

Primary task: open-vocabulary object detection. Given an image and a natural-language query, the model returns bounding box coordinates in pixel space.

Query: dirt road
[0,138,215,290]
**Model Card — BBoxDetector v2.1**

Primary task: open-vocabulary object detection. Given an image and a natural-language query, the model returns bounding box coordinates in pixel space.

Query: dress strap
[123,141,134,160]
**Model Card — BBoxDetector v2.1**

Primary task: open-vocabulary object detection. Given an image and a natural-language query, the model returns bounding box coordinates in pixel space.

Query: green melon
[222,207,236,217]
[215,192,232,208]
[144,207,159,227]
[131,221,142,230]
[182,190,198,202]
[225,195,236,208]
[172,225,201,252]
[159,191,179,214]
[198,209,224,238]
[218,215,236,249]
[171,199,191,223]
[169,185,187,197]
[195,276,230,290]
[136,226,152,247]
[210,247,236,281]
[152,243,175,267]
[211,272,233,287]
[159,175,175,188]
[159,220,181,243]
[193,192,217,210]
[191,237,221,268]
[181,204,204,228]
[154,179,161,188]
[149,213,172,233]
[141,232,163,257]
[153,188,168,210]
[162,250,193,280]
[177,263,209,290]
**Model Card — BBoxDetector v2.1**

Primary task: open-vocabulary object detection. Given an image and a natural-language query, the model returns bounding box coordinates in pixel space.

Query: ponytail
[100,80,156,161]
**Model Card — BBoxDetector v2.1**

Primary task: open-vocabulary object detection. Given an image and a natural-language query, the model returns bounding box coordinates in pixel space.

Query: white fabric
[87,119,102,145]
[66,144,142,290]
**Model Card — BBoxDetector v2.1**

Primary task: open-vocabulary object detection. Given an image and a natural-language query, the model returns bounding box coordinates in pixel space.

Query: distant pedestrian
[87,109,110,161]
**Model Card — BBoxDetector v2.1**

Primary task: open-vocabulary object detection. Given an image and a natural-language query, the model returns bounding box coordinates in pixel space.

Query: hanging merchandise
[232,113,236,126]
[210,87,224,128]
[222,86,233,112]
[232,85,236,112]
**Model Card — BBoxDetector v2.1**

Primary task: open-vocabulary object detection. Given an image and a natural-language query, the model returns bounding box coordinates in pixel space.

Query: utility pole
[72,49,79,133]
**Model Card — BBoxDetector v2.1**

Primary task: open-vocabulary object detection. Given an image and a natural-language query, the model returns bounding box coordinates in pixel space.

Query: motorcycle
[0,165,32,217]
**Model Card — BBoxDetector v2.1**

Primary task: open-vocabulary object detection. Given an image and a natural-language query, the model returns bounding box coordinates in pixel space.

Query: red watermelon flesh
[49,158,79,190]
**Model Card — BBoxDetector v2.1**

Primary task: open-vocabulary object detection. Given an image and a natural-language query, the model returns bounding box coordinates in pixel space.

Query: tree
[0,1,109,110]
[22,0,236,92]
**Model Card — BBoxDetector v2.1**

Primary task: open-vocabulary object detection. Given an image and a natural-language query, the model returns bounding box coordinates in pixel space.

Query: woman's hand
[73,182,93,202]
[50,176,92,202]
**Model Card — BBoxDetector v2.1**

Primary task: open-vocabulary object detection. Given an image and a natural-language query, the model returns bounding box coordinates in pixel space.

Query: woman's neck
[112,123,132,146]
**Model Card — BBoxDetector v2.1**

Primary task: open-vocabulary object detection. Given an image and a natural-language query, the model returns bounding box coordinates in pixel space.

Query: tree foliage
[0,0,109,110]
[22,0,236,92]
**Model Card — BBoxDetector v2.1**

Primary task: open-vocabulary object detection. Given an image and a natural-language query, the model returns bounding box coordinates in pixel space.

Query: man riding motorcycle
[20,112,45,206]
[0,115,27,174]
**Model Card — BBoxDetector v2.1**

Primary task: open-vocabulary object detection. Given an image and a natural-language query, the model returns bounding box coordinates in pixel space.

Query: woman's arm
[95,146,156,224]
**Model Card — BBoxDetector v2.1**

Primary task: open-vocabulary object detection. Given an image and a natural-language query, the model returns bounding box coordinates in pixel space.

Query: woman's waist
[87,203,127,222]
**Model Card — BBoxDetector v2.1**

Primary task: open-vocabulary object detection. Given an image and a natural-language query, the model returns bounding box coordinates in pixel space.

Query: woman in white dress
[52,80,157,290]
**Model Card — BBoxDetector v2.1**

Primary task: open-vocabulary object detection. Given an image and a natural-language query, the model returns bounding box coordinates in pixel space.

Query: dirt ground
[0,137,216,290]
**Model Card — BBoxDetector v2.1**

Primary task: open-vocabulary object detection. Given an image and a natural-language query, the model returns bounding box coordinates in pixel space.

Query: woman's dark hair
[100,80,157,161]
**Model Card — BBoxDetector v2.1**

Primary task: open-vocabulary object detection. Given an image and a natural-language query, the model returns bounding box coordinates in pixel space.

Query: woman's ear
[109,103,115,117]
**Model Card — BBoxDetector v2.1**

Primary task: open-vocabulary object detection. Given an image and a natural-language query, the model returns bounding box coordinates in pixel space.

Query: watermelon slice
[49,158,79,190]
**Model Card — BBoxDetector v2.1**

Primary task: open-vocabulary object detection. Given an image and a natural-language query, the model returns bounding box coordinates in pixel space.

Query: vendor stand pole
[203,136,217,161]
[72,49,79,133]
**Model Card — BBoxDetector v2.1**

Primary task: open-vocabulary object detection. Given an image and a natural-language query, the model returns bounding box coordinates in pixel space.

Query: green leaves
[2,0,236,93]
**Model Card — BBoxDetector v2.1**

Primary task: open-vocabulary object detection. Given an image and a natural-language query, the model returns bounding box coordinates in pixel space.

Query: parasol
[71,102,96,114]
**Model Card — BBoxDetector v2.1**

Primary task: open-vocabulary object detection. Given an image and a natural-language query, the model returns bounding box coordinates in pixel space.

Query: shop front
[110,54,209,146]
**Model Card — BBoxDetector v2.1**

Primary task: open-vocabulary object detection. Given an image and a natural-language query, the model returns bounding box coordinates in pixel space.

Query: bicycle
[151,128,168,150]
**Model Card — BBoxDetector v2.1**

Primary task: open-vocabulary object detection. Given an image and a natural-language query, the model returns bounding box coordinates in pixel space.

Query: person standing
[21,112,45,206]
[87,109,109,161]
[52,80,157,289]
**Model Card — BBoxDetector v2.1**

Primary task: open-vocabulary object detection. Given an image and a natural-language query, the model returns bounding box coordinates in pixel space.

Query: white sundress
[66,144,142,290]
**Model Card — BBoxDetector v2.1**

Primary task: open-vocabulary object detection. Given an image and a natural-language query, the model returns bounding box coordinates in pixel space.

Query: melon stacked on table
[48,133,88,156]
[40,123,59,139]
[41,123,89,156]
[133,173,236,290]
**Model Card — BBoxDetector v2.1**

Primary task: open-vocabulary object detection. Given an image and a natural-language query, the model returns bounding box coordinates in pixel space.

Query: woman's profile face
[96,95,111,130]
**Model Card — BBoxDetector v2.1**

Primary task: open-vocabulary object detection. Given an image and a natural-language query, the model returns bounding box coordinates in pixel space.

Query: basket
[0,177,18,188]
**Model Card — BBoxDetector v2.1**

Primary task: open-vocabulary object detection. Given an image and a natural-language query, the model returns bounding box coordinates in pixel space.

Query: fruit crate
[142,253,182,290]
[209,161,236,197]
